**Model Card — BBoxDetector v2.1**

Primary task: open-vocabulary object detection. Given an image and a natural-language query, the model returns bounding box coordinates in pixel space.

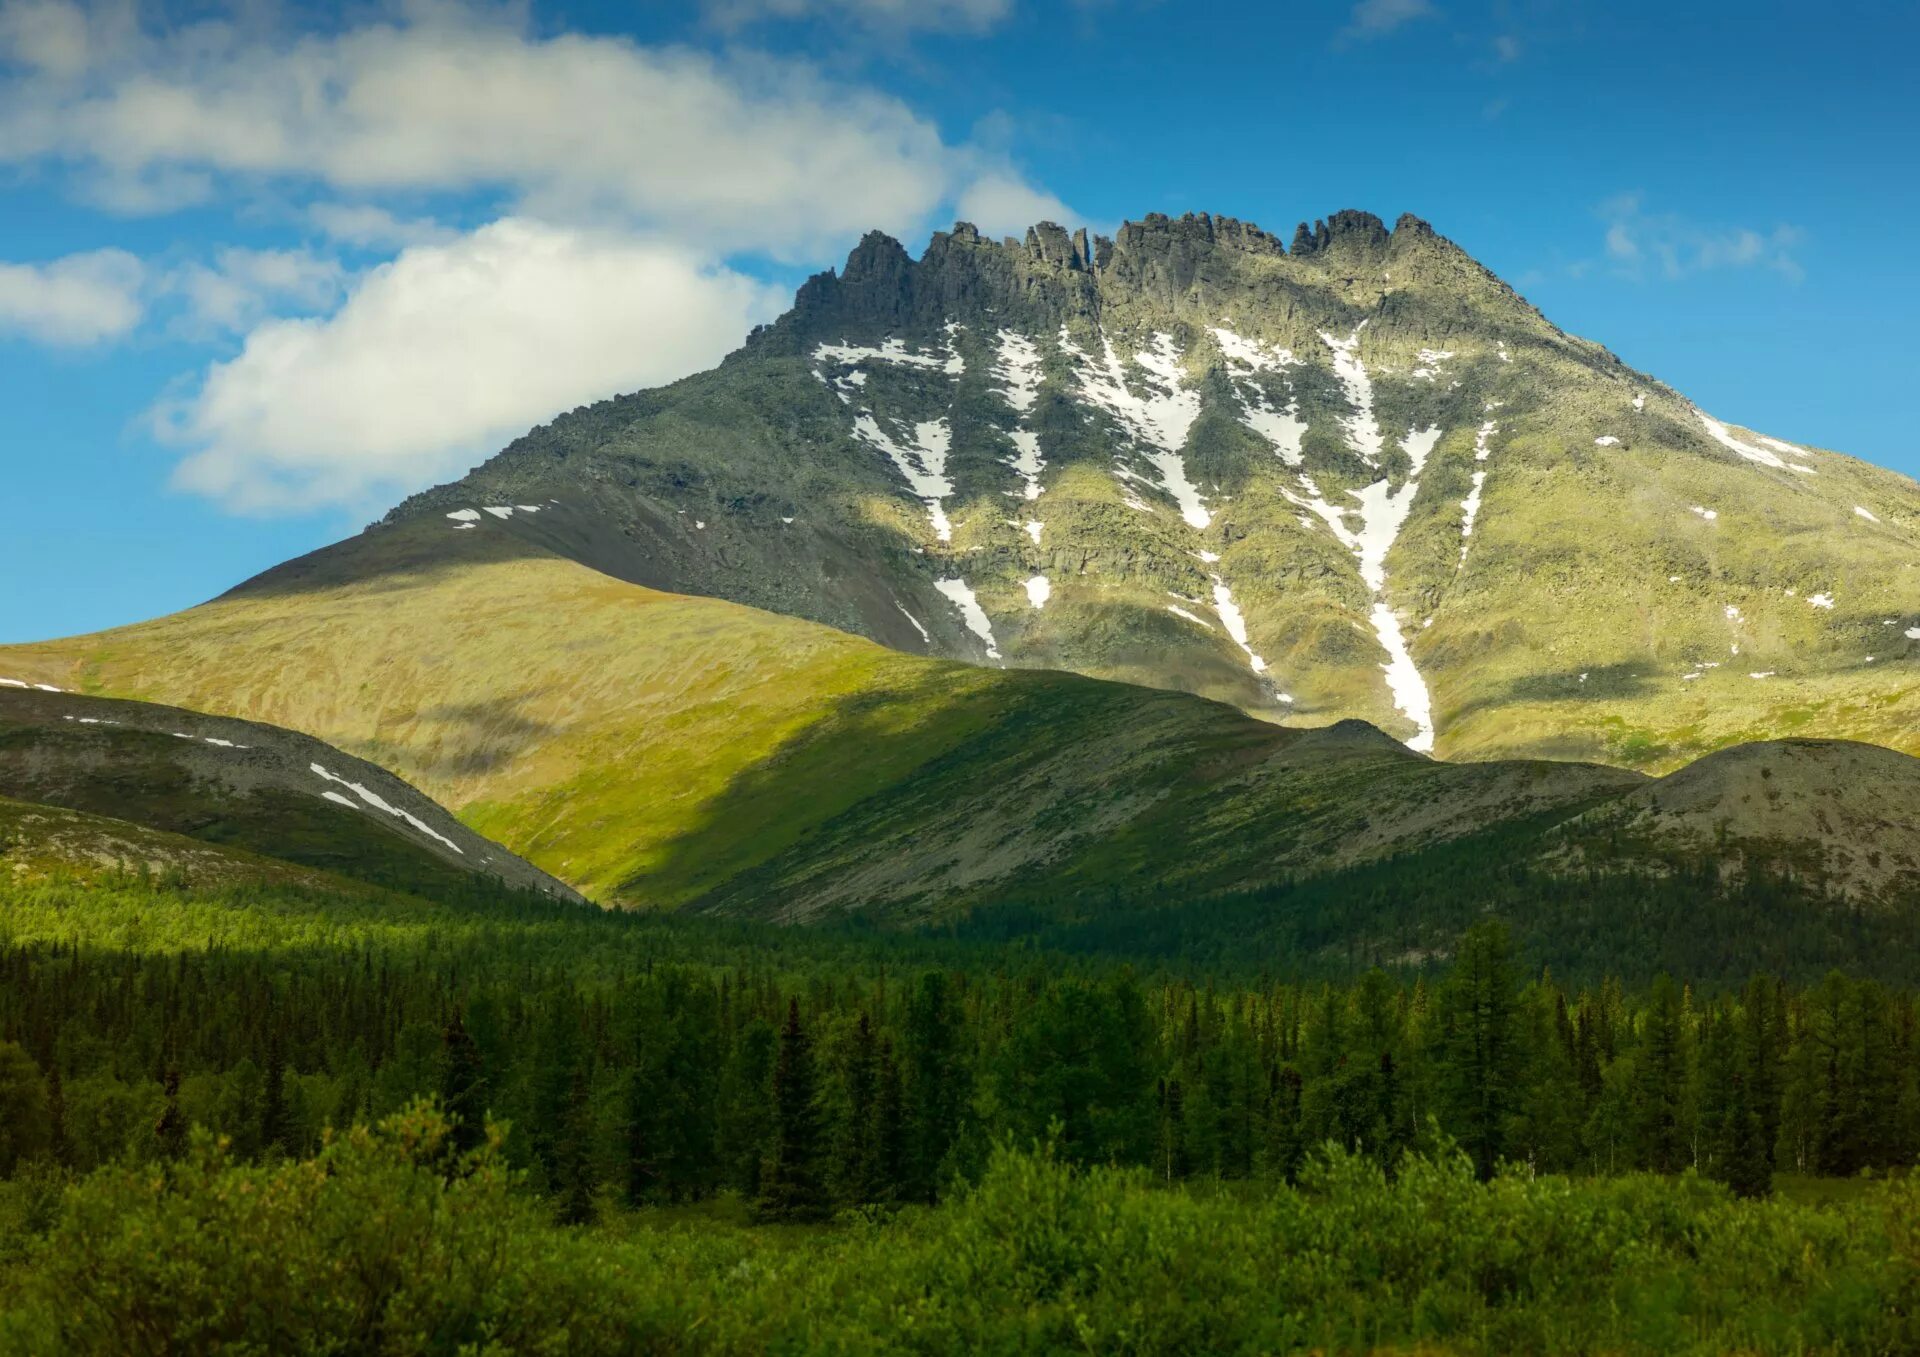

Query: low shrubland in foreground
[2,1104,1916,1355]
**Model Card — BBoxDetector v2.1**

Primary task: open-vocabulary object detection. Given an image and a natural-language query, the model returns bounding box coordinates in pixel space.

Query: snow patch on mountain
[1209,578,1268,678]
[994,330,1048,500]
[1166,604,1214,630]
[1318,325,1385,466]
[853,413,954,542]
[1213,328,1307,466]
[310,762,463,854]
[1024,576,1051,609]
[1062,328,1209,528]
[895,604,930,645]
[1855,505,1880,524]
[1285,424,1441,749]
[1697,413,1818,475]
[1458,420,1497,564]
[935,578,1000,660]
[814,335,960,373]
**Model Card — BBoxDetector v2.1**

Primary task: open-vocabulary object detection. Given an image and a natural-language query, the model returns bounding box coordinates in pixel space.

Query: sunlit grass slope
[0,520,1642,915]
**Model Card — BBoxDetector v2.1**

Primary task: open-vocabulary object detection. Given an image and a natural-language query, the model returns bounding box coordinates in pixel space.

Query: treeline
[4,918,1918,1220]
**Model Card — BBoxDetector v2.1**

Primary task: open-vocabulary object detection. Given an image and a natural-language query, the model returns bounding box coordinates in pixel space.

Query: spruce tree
[903,973,967,1204]
[260,1030,289,1158]
[760,999,826,1222]
[1633,975,1690,1173]
[154,1067,187,1162]
[555,1065,598,1226]
[438,1011,487,1158]
[1436,921,1520,1180]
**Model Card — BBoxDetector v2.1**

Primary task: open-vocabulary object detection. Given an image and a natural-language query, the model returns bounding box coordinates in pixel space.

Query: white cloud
[166,246,345,335]
[0,3,1062,257]
[307,203,456,251]
[955,173,1077,238]
[0,247,144,344]
[1598,193,1805,283]
[0,0,93,78]
[705,0,1012,33]
[1342,0,1436,39]
[154,218,785,513]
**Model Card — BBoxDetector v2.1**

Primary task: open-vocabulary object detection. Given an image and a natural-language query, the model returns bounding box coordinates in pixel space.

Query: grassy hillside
[5,519,1913,926]
[0,685,579,902]
[0,520,1646,915]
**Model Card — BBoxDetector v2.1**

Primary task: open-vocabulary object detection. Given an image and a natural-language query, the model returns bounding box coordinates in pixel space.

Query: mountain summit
[358,208,1916,768]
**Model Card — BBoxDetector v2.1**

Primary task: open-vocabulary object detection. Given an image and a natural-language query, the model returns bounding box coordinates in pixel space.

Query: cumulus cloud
[154,218,785,514]
[705,0,1012,33]
[307,203,457,251]
[165,246,345,336]
[0,247,145,344]
[0,0,93,78]
[0,3,1062,257]
[1342,0,1435,40]
[954,173,1078,238]
[1599,192,1805,283]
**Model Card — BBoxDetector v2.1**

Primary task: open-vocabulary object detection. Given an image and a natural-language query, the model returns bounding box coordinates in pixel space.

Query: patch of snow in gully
[852,414,955,542]
[1060,328,1209,528]
[934,578,1000,660]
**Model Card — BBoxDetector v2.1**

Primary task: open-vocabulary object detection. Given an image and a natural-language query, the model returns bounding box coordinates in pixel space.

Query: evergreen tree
[1633,975,1690,1173]
[832,1012,881,1206]
[554,1066,598,1226]
[902,973,968,1204]
[0,1041,52,1176]
[873,1038,906,1203]
[1262,1064,1305,1183]
[438,1011,487,1158]
[260,1029,289,1158]
[154,1067,187,1162]
[760,999,826,1223]
[1436,922,1520,1179]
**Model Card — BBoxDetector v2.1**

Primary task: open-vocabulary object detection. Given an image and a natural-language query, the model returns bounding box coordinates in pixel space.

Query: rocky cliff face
[371,209,1920,769]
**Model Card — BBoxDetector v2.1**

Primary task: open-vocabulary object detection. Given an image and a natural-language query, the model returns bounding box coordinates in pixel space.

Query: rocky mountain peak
[763,207,1504,359]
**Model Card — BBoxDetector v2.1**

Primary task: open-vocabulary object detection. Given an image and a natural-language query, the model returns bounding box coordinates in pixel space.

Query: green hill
[0,683,579,902]
[6,520,1914,929]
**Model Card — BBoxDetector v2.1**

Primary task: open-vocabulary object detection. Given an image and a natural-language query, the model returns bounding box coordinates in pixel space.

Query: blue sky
[2,0,1915,643]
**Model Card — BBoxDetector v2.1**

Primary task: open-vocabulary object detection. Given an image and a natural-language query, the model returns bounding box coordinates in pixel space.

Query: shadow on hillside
[220,516,565,602]
[1443,662,1657,728]
[341,692,562,788]
[617,656,1289,921]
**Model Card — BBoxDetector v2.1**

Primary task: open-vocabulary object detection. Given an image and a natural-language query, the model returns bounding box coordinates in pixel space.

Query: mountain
[2,207,1915,956]
[5,524,1915,926]
[348,209,1919,771]
[0,683,580,902]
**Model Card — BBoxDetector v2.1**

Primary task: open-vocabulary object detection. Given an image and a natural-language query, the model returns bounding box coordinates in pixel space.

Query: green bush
[6,1105,1917,1356]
